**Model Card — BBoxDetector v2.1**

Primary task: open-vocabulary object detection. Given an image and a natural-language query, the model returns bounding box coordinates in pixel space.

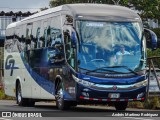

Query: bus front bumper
[76,83,146,102]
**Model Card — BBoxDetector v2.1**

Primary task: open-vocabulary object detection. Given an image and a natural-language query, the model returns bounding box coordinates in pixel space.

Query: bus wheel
[56,82,70,110]
[114,101,128,110]
[27,99,35,107]
[16,83,27,106]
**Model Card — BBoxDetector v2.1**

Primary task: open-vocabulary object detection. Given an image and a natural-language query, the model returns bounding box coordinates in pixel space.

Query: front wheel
[114,101,128,110]
[55,82,70,110]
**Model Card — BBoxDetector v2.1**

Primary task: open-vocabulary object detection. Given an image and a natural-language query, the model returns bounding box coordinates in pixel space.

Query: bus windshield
[76,20,145,74]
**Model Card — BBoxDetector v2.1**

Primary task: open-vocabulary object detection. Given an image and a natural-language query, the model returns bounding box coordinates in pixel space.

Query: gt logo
[5,55,19,76]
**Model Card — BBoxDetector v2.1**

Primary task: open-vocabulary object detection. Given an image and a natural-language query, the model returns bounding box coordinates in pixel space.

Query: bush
[143,99,152,109]
[143,96,160,109]
[147,48,160,67]
[128,96,160,110]
[0,89,5,100]
[128,101,143,108]
[147,48,160,57]
[150,96,160,109]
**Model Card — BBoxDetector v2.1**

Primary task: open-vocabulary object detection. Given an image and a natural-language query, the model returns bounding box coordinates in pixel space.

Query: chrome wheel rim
[57,88,63,107]
[17,86,22,103]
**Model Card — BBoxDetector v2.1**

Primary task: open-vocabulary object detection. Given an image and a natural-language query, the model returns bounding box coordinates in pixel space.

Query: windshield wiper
[85,67,126,74]
[79,66,138,75]
[106,66,139,75]
[78,67,122,74]
[78,67,93,73]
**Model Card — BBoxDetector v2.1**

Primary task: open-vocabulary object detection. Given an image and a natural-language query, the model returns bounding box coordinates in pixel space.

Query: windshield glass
[76,20,145,73]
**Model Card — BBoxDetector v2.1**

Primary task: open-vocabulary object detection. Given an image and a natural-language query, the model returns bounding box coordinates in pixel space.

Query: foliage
[0,89,5,100]
[0,89,14,100]
[49,0,131,7]
[143,97,160,109]
[128,101,143,108]
[151,28,160,39]
[147,48,160,68]
[151,96,160,109]
[147,48,160,57]
[143,99,152,109]
[128,96,160,109]
[126,0,160,21]
[40,7,48,11]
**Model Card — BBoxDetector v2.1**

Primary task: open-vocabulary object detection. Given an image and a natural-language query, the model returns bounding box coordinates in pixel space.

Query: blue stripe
[20,52,55,95]
[20,52,74,100]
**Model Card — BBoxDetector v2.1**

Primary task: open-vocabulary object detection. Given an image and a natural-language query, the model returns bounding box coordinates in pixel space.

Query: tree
[40,7,48,11]
[49,0,134,7]
[121,0,160,22]
[49,0,117,7]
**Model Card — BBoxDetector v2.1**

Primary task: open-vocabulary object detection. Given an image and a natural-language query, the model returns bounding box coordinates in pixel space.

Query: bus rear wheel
[114,101,128,110]
[16,83,35,107]
[16,83,28,106]
[55,82,70,110]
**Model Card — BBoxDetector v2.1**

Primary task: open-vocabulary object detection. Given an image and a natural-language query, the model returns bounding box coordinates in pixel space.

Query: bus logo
[5,55,19,76]
[113,85,118,90]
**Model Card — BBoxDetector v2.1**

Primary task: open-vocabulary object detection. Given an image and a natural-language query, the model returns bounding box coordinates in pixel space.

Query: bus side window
[20,35,25,52]
[30,35,36,49]
[43,29,47,47]
[43,21,50,48]
[26,29,31,51]
[46,26,51,47]
[26,23,33,50]
[36,27,41,48]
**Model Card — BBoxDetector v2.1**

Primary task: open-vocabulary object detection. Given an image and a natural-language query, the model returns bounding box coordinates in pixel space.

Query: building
[0,11,35,45]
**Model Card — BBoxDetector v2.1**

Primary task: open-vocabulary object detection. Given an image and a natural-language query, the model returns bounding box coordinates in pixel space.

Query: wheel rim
[57,88,63,107]
[17,86,22,103]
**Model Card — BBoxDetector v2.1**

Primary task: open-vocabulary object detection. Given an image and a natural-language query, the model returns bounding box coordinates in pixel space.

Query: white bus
[3,4,157,110]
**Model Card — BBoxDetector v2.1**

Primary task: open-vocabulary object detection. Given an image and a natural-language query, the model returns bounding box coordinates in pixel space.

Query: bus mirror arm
[62,66,68,75]
[71,30,77,48]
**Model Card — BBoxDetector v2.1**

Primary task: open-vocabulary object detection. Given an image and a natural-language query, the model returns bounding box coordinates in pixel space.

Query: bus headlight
[133,80,147,88]
[72,75,95,87]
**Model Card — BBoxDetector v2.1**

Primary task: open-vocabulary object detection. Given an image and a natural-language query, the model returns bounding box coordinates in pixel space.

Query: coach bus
[3,4,157,110]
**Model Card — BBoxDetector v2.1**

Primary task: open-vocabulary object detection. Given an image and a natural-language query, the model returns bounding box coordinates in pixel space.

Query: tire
[27,99,35,107]
[114,101,128,110]
[55,82,70,110]
[16,83,28,106]
[70,102,77,107]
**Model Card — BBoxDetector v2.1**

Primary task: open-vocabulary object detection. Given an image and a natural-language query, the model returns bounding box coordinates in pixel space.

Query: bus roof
[6,22,18,29]
[64,4,140,20]
[19,4,141,23]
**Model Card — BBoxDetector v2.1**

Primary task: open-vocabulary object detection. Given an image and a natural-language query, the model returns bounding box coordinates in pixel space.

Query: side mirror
[144,28,157,50]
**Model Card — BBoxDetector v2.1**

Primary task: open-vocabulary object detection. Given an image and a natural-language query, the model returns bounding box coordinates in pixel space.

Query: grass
[0,89,15,100]
[128,96,160,110]
[0,89,5,100]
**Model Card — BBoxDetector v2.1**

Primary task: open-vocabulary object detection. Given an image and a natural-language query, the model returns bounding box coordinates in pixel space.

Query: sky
[0,0,51,12]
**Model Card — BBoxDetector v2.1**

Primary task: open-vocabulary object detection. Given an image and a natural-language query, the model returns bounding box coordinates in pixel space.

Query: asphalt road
[0,100,159,120]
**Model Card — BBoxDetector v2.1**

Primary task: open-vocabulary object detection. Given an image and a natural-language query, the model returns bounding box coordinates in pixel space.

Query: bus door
[62,19,78,99]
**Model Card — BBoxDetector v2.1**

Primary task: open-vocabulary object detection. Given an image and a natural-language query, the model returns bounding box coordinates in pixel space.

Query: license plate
[108,93,120,98]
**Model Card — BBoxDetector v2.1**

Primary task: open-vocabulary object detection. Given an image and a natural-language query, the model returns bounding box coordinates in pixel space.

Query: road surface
[0,100,159,120]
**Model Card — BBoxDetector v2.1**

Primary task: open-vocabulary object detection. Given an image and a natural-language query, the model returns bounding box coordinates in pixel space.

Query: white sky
[0,0,51,12]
